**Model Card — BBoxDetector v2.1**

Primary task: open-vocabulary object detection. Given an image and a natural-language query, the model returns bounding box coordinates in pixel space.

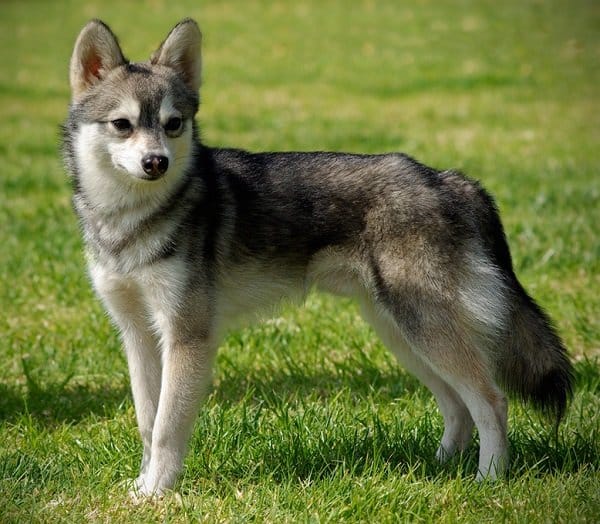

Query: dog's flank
[63,19,573,497]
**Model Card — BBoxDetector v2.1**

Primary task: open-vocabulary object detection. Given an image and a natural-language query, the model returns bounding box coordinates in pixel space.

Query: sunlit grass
[1,0,598,521]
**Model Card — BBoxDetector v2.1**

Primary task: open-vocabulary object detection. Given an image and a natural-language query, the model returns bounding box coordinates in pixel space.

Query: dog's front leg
[90,266,161,488]
[136,332,215,497]
[124,328,161,487]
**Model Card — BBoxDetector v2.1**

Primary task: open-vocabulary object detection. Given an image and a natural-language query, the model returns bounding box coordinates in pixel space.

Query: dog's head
[67,19,201,185]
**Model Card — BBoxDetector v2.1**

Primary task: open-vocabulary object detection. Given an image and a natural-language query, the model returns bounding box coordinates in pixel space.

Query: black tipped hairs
[499,292,574,425]
[531,363,574,422]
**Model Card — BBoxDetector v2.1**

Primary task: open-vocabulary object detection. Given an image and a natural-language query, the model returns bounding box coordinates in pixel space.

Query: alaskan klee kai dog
[63,19,573,497]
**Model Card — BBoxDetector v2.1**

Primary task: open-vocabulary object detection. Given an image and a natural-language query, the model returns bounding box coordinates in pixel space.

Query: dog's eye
[164,117,182,133]
[111,119,133,132]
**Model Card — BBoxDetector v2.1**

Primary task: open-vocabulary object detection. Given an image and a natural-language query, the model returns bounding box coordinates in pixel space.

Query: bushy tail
[471,180,574,423]
[499,283,574,422]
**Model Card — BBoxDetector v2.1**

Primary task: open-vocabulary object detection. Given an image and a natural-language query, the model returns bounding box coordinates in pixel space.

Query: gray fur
[63,19,573,497]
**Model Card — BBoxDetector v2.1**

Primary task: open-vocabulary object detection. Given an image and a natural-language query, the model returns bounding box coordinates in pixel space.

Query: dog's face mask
[68,20,201,184]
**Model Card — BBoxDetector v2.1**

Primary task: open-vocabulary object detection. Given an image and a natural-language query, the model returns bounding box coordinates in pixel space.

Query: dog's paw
[435,445,448,463]
[127,476,166,502]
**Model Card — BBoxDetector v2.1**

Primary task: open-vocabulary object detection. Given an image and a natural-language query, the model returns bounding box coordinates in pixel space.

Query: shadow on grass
[213,348,425,406]
[2,350,597,483]
[214,367,424,406]
[195,357,600,483]
[0,381,130,426]
[187,401,464,486]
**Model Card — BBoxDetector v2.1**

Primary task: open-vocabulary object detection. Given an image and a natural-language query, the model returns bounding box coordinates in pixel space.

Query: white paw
[127,475,166,501]
[435,445,448,463]
[475,470,493,482]
[475,462,505,482]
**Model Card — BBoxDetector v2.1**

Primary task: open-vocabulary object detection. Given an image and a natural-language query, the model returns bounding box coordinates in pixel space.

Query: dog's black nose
[141,154,169,177]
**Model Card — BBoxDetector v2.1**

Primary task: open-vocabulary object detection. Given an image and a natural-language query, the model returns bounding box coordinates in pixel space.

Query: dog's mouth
[113,162,166,182]
[137,172,166,182]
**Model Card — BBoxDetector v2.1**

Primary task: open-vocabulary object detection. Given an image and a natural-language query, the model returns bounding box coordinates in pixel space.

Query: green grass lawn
[1,0,599,521]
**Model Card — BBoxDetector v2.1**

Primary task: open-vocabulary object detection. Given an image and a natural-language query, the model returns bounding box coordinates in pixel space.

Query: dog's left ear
[151,19,202,93]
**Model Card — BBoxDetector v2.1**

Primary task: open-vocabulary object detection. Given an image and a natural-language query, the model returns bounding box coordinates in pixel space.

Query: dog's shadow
[198,357,600,482]
[192,362,458,482]
[213,355,423,406]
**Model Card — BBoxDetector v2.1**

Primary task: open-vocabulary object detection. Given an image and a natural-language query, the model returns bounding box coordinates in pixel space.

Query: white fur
[107,133,168,179]
[70,18,211,498]
[90,262,162,481]
[159,95,182,126]
[107,97,140,126]
[74,124,171,210]
[448,382,508,480]
[92,254,208,497]
[71,71,202,498]
[73,97,193,216]
[73,111,195,275]
[459,252,509,335]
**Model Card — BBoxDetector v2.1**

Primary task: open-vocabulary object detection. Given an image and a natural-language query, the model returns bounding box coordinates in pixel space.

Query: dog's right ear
[69,20,126,101]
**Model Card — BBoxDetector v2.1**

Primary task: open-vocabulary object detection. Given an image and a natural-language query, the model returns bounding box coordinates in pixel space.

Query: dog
[62,19,573,497]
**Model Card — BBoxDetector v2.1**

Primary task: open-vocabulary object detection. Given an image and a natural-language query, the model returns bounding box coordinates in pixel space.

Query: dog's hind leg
[444,377,508,480]
[360,302,475,462]
[405,313,509,480]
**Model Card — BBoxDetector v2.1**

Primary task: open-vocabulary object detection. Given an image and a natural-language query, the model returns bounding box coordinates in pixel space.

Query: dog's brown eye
[112,119,132,132]
[164,117,182,133]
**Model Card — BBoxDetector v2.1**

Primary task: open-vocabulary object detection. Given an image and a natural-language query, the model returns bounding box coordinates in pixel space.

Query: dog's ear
[69,20,126,101]
[151,19,202,93]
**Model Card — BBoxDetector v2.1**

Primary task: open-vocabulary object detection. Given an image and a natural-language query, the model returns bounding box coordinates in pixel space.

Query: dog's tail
[499,283,574,422]
[475,184,574,422]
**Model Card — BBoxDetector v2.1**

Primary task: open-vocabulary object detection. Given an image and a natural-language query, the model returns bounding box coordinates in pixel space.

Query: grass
[1,0,598,521]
